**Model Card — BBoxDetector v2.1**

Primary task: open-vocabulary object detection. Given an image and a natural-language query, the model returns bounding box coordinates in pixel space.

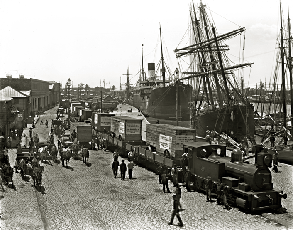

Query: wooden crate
[146,124,195,158]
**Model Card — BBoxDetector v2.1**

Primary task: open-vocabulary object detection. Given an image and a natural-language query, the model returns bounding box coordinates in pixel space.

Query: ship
[174,1,255,141]
[129,27,193,121]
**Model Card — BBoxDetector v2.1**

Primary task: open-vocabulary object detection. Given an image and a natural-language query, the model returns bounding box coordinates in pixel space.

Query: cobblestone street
[0,107,292,229]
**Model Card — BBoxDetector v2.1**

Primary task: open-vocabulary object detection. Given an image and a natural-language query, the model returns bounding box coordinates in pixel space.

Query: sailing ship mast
[280,3,287,129]
[175,2,253,108]
[288,11,293,135]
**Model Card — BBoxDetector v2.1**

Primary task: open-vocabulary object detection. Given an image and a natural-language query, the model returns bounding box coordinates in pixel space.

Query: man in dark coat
[206,177,213,201]
[168,194,183,227]
[112,159,119,178]
[270,135,275,147]
[120,160,127,180]
[161,169,170,193]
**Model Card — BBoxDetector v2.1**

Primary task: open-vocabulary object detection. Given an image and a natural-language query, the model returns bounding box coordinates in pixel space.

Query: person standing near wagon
[206,176,213,202]
[270,135,275,148]
[172,166,179,187]
[161,169,170,193]
[127,160,134,179]
[120,160,127,180]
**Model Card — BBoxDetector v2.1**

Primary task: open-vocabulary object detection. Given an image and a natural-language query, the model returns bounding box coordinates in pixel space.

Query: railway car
[183,141,287,212]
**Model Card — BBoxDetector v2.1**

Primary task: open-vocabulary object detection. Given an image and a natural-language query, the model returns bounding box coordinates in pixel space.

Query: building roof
[20,90,31,96]
[0,86,27,98]
[0,92,12,101]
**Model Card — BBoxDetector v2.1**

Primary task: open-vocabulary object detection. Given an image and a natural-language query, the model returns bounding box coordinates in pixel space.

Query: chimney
[19,75,24,79]
[6,74,12,79]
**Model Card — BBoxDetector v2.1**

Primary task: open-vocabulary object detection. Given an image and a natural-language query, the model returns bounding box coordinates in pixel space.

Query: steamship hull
[131,83,193,121]
[194,104,255,141]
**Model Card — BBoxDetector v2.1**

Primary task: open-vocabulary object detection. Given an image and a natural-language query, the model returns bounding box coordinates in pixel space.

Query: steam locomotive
[183,141,287,212]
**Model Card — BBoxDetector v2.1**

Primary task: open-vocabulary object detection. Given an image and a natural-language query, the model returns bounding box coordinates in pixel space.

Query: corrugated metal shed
[0,86,27,98]
[0,92,12,101]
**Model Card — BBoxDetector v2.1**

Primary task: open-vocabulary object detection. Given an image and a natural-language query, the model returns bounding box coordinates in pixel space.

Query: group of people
[111,152,134,180]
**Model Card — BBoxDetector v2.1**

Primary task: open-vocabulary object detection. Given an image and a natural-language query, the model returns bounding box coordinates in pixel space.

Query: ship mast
[280,3,287,128]
[159,24,166,87]
[123,67,131,103]
[212,26,231,101]
[141,44,145,82]
[197,3,215,107]
[288,11,293,135]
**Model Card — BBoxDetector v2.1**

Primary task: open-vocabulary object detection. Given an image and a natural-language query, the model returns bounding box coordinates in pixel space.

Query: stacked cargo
[92,113,115,132]
[146,124,195,159]
[73,106,83,118]
[71,102,82,116]
[81,109,92,122]
[110,116,143,141]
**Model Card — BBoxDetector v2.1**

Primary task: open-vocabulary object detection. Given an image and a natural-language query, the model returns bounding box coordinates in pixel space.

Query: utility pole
[100,90,103,113]
[66,78,71,127]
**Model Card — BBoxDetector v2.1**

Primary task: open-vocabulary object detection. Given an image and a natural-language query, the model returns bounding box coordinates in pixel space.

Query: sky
[0,0,292,90]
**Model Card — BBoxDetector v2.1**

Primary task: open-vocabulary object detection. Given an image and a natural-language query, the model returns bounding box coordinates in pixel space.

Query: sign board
[126,123,141,135]
[119,121,125,134]
[101,116,111,127]
[175,135,195,149]
[159,134,172,151]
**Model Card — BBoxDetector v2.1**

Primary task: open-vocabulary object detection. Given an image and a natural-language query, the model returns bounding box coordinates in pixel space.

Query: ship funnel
[148,63,155,80]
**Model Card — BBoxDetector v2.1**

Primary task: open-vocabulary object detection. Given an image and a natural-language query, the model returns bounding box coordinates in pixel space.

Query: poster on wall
[119,121,125,134]
[159,134,172,151]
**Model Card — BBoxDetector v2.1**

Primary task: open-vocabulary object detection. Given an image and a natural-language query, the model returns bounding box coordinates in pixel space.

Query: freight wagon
[97,115,288,213]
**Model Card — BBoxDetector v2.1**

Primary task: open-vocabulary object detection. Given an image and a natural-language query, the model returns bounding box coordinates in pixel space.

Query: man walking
[127,160,134,179]
[168,194,183,227]
[112,159,119,178]
[120,160,127,180]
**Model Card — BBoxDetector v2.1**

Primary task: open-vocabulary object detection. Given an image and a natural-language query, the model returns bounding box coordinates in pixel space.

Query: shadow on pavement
[34,185,46,194]
[63,165,74,171]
